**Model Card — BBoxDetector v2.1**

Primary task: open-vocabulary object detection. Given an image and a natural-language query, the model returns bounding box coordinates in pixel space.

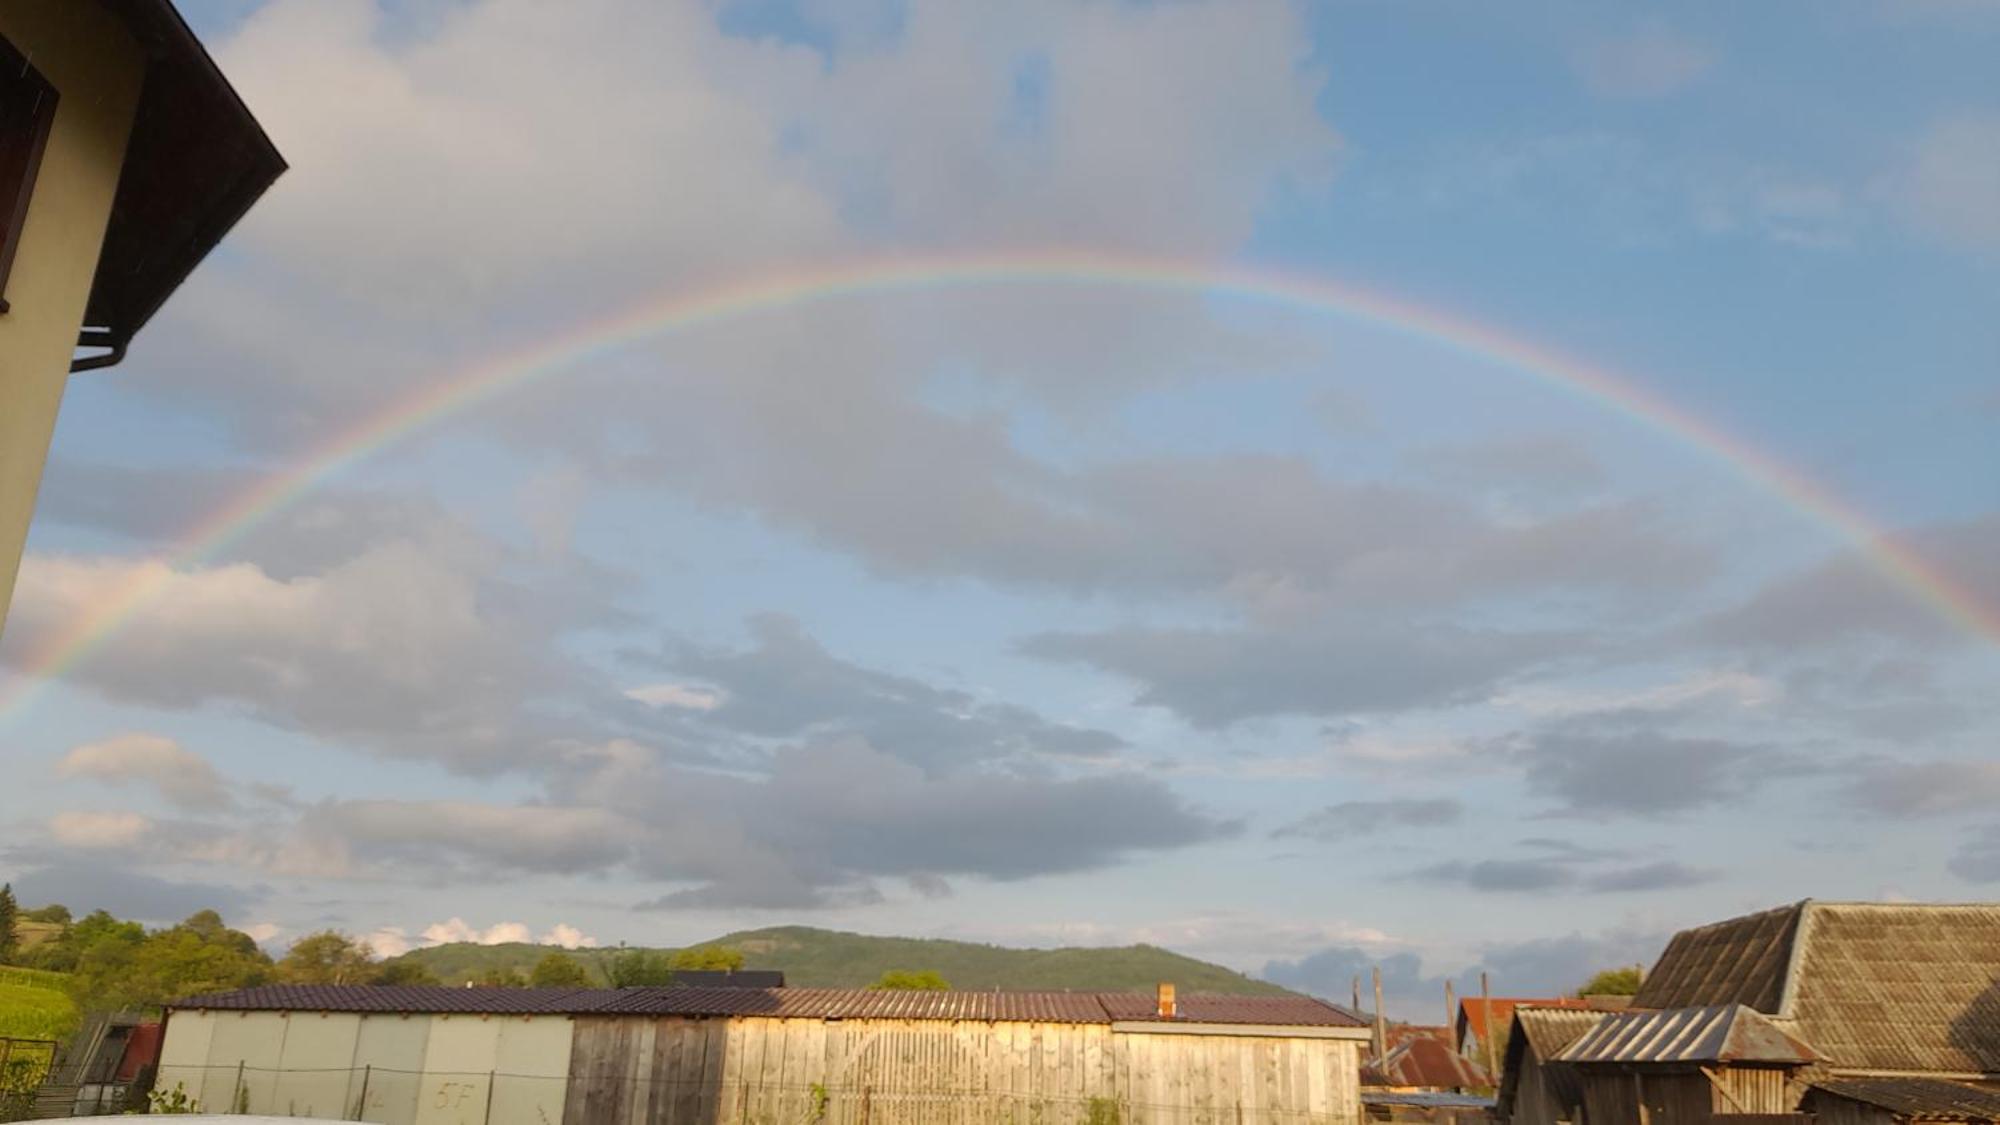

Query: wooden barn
[160,983,1372,1125]
[1802,1077,2000,1124]
[1492,1006,1601,1125]
[1556,1003,1818,1122]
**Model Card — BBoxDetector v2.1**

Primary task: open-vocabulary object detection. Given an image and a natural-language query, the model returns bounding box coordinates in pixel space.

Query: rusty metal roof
[172,985,1363,1028]
[1810,1078,2000,1121]
[1557,1004,1818,1067]
[1634,900,2000,1074]
[1362,1036,1490,1089]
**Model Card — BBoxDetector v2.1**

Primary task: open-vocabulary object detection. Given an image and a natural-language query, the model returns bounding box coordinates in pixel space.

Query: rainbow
[3,250,1994,720]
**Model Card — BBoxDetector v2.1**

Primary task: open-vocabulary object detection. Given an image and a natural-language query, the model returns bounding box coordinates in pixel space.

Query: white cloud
[1901,114,2000,251]
[541,924,599,950]
[49,811,155,849]
[242,922,283,945]
[56,733,233,811]
[626,682,726,712]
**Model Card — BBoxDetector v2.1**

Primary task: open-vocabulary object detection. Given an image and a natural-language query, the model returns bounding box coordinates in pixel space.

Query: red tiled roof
[172,985,1365,1028]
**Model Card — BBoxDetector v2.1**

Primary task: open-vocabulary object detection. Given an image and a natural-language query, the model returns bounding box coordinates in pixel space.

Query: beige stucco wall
[0,0,144,636]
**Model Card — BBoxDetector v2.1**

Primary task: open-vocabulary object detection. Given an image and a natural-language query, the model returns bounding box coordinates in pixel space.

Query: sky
[3,0,1998,1021]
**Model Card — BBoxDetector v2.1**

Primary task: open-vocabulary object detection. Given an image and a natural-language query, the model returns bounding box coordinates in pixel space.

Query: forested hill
[387,925,1294,995]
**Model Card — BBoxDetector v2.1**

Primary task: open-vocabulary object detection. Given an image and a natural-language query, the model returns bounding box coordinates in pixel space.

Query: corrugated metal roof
[1810,1078,2000,1120]
[1557,1004,1817,1066]
[1513,1008,1605,1057]
[1099,992,1364,1027]
[1456,997,1595,1045]
[171,985,1362,1028]
[1633,900,2000,1074]
[1362,1036,1489,1089]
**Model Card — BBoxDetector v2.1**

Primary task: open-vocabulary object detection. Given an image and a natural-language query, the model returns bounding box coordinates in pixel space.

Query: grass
[0,974,79,1043]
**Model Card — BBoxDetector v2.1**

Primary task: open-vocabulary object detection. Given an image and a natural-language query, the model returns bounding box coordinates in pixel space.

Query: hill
[387,925,1292,995]
[0,966,80,1042]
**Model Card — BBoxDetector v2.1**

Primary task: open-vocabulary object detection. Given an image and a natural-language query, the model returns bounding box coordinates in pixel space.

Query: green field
[390,924,1294,996]
[0,969,78,1043]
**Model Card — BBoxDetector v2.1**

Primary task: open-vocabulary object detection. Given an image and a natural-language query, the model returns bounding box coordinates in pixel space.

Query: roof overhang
[1112,1021,1372,1040]
[73,0,285,371]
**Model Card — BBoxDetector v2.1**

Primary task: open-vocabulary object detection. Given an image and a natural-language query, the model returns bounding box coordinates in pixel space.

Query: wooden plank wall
[564,1017,1362,1125]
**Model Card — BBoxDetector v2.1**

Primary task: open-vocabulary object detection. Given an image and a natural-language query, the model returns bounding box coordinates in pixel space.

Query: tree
[23,903,71,924]
[668,945,745,972]
[607,949,676,987]
[373,959,443,986]
[528,952,594,988]
[870,969,949,991]
[1577,966,1642,997]
[0,883,17,964]
[67,916,270,1012]
[277,931,376,984]
[474,967,528,988]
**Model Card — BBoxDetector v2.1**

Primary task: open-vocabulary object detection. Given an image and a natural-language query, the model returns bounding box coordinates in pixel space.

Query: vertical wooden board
[646,1019,680,1125]
[273,1011,361,1119]
[731,1018,765,1125]
[1210,1037,1239,1125]
[713,1018,746,1125]
[567,1017,629,1125]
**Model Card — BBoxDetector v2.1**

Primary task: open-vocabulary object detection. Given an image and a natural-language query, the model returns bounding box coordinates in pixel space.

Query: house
[1630,899,2000,1123]
[158,982,1374,1124]
[1493,1005,1602,1125]
[1363,1035,1490,1092]
[1557,1003,1819,1123]
[1455,997,1599,1074]
[0,0,282,634]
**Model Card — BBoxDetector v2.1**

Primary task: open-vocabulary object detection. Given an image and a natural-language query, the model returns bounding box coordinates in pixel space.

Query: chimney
[1156,982,1177,1020]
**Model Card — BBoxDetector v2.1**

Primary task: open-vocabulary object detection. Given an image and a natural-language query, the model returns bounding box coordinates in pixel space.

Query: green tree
[870,969,949,991]
[0,883,18,964]
[373,959,443,986]
[607,949,676,987]
[23,903,71,924]
[1578,966,1642,997]
[529,952,594,987]
[474,966,527,988]
[67,916,270,1012]
[277,931,376,984]
[669,945,745,972]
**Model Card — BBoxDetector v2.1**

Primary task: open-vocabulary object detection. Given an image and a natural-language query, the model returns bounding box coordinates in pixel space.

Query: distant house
[1363,1035,1490,1092]
[160,982,1373,1124]
[1455,997,1599,1069]
[1528,899,2000,1124]
[0,0,282,635]
[1493,1005,1601,1125]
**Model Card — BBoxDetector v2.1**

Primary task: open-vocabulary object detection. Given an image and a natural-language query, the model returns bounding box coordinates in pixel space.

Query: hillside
[0,966,80,1042]
[388,925,1293,996]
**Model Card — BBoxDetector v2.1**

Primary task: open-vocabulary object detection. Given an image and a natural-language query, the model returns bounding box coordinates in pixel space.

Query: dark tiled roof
[1810,1078,2000,1120]
[172,985,1364,1028]
[1558,1004,1817,1066]
[1634,900,2000,1074]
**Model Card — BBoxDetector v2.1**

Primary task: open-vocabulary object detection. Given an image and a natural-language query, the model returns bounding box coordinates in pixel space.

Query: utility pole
[1372,967,1387,1063]
[1480,971,1498,1082]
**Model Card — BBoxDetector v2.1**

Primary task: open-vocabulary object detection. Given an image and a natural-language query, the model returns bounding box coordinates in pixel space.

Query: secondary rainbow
[4,250,1994,720]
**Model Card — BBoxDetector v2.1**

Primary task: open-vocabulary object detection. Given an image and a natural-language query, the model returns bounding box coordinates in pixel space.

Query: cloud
[3,546,607,773]
[1511,727,1773,817]
[1023,618,1571,728]
[1571,23,1714,98]
[56,733,234,811]
[1948,824,2000,882]
[4,860,259,924]
[1900,114,2000,251]
[1411,858,1576,893]
[296,801,640,878]
[1274,799,1463,842]
[657,614,1124,769]
[625,683,727,711]
[48,811,156,850]
[1580,861,1716,893]
[1843,760,2000,817]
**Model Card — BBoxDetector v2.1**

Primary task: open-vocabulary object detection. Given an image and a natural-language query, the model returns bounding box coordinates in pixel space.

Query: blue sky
[3,0,1997,1018]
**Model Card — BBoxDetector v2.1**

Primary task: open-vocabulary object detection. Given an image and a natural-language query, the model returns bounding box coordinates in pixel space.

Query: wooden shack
[1801,1077,2000,1124]
[162,983,1373,1125]
[1493,1006,1601,1125]
[1556,1003,1817,1123]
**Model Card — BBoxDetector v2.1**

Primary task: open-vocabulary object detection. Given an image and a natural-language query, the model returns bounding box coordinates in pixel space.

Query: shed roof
[1634,900,2000,1074]
[76,0,284,363]
[1497,1008,1602,1116]
[1557,1004,1817,1067]
[1362,1036,1490,1090]
[1810,1077,2000,1121]
[171,985,1364,1028]
[1456,997,1595,1044]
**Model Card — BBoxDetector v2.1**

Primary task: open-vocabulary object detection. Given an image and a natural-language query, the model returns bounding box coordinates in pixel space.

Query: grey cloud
[1512,728,1771,817]
[1418,434,1607,497]
[1699,517,2000,650]
[656,614,1124,770]
[1274,799,1463,842]
[297,801,639,878]
[1948,824,2000,883]
[1023,619,1572,728]
[1843,760,2000,818]
[1582,861,1716,893]
[5,860,261,925]
[1413,858,1576,892]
